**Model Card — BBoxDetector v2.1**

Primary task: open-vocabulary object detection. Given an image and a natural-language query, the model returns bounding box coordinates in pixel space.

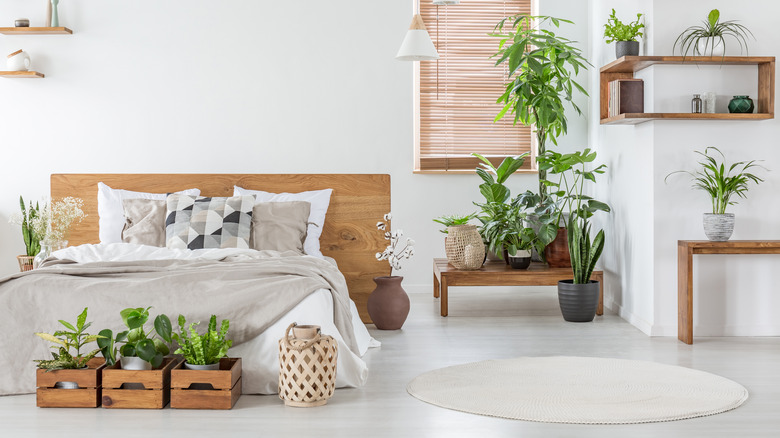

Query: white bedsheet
[49,243,379,394]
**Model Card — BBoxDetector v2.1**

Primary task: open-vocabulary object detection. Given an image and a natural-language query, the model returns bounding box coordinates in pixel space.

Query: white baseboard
[604,299,653,336]
[650,324,780,337]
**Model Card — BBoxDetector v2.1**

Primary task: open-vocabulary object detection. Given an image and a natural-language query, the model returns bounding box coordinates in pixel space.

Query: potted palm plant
[539,149,610,322]
[673,9,753,58]
[665,147,765,241]
[603,9,645,58]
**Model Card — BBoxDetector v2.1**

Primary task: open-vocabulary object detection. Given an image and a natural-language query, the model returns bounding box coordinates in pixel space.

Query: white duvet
[50,243,379,394]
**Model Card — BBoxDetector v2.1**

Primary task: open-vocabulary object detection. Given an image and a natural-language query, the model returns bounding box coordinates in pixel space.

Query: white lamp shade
[396,29,439,61]
[396,14,439,61]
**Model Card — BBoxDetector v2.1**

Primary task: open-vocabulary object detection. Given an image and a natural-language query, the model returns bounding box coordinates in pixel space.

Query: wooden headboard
[50,174,391,323]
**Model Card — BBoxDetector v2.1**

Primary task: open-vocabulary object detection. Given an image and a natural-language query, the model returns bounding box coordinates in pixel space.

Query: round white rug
[407,356,748,424]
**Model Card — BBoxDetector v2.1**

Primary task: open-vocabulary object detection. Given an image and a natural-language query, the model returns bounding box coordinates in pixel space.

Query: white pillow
[97,182,200,244]
[233,186,332,258]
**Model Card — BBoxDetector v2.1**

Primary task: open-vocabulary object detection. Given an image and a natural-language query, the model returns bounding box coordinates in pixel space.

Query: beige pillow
[121,199,166,247]
[251,201,311,253]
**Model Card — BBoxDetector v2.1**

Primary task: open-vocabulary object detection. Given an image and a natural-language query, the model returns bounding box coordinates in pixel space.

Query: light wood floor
[2,287,778,437]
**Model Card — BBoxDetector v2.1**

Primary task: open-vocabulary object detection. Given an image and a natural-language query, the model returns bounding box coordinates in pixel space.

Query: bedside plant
[98,307,172,370]
[665,147,765,241]
[603,9,645,58]
[173,315,232,370]
[9,196,42,271]
[673,9,754,58]
[34,307,102,372]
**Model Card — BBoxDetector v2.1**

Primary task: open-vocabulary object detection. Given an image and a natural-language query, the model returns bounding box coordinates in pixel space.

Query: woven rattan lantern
[278,323,338,407]
[445,225,485,270]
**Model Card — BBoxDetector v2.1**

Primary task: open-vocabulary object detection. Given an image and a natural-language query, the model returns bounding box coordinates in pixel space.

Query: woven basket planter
[17,255,34,272]
[445,225,485,270]
[278,323,338,407]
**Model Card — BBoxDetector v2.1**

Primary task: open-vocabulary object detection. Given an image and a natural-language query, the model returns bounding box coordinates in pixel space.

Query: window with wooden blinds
[415,0,534,172]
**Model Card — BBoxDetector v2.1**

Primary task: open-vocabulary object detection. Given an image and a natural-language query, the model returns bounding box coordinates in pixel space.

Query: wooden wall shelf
[600,56,775,125]
[0,71,44,78]
[0,27,72,35]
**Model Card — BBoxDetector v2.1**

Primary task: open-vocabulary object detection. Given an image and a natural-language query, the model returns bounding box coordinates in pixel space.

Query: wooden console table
[433,258,603,317]
[678,240,780,344]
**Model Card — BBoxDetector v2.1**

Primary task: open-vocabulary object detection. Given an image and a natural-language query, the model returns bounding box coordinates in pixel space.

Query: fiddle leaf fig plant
[34,307,103,371]
[173,315,232,366]
[98,307,172,368]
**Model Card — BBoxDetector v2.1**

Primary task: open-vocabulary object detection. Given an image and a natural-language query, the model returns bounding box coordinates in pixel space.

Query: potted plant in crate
[172,315,232,371]
[674,9,753,58]
[169,314,241,409]
[97,307,172,370]
[34,308,106,407]
[368,213,415,330]
[9,196,41,271]
[665,147,765,241]
[539,149,610,322]
[604,9,645,58]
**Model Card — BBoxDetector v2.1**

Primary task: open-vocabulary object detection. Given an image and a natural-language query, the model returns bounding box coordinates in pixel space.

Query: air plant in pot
[172,315,232,371]
[665,147,765,241]
[367,213,415,330]
[673,9,754,58]
[8,196,42,271]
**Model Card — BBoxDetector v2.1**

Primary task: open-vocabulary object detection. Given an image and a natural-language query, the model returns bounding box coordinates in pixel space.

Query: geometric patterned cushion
[165,194,254,250]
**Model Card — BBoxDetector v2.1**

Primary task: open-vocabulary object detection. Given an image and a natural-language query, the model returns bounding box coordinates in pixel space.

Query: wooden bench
[433,258,604,317]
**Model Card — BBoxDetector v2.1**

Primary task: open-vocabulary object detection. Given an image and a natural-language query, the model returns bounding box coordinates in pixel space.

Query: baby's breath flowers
[31,197,86,244]
[375,213,415,273]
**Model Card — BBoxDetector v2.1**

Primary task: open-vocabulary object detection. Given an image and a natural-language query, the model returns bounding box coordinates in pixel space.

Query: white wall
[651,0,780,336]
[593,0,780,336]
[0,1,590,295]
[589,0,656,334]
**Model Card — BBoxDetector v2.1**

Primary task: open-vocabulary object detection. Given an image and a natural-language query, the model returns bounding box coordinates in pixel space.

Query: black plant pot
[557,280,600,322]
[507,256,531,269]
[615,40,639,58]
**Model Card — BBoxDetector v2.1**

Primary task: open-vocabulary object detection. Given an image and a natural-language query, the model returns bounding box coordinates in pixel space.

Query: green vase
[728,95,755,113]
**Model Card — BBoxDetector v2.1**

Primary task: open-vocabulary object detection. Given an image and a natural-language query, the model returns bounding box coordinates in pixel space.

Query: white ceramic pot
[54,381,80,389]
[697,37,725,57]
[703,213,735,241]
[6,50,31,71]
[184,362,220,371]
[120,356,152,371]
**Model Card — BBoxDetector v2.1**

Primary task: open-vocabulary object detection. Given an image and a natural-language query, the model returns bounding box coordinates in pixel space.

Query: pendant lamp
[396,2,439,61]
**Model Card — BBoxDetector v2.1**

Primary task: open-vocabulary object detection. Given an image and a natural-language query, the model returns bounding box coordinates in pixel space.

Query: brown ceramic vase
[544,227,572,268]
[367,276,410,330]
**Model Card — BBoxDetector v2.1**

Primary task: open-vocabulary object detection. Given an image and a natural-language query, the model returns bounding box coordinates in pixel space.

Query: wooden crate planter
[101,357,180,409]
[36,357,106,408]
[170,358,242,410]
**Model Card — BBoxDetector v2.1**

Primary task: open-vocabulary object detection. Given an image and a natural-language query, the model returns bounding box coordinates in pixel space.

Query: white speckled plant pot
[703,213,735,241]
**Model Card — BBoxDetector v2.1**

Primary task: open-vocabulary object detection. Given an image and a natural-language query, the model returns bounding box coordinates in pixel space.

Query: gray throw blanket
[0,252,356,395]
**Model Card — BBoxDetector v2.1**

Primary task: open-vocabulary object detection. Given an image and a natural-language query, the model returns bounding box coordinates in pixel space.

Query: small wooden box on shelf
[600,56,775,125]
[36,358,106,408]
[101,357,180,409]
[170,358,242,410]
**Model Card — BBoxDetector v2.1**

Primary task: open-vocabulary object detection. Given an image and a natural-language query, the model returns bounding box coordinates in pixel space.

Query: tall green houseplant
[491,15,590,200]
